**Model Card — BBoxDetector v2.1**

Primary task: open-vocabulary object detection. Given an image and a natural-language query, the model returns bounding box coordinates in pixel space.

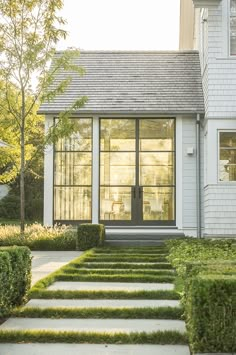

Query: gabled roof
[39,50,205,115]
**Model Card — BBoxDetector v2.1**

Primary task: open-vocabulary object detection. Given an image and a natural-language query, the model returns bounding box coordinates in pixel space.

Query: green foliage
[166,238,236,280]
[185,272,236,353]
[63,268,174,276]
[166,238,236,353]
[0,0,87,231]
[13,306,183,320]
[76,224,105,251]
[0,174,43,221]
[30,288,180,300]
[0,224,76,250]
[94,247,168,254]
[0,246,31,316]
[80,262,173,270]
[56,273,175,283]
[0,329,188,345]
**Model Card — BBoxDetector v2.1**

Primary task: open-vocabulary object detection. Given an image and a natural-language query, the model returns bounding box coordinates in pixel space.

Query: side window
[219,132,236,181]
[230,0,236,55]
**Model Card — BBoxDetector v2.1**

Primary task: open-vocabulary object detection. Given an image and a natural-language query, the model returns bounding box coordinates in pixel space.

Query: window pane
[142,187,174,221]
[140,152,174,185]
[54,118,92,221]
[139,119,174,151]
[55,152,92,186]
[220,149,236,164]
[219,164,236,181]
[231,0,236,15]
[55,119,92,151]
[100,119,135,151]
[220,132,236,147]
[100,152,135,185]
[54,187,91,220]
[230,0,236,56]
[100,187,132,220]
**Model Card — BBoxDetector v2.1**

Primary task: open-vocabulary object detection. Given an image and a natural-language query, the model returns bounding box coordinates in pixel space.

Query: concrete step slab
[47,281,174,291]
[25,299,180,309]
[0,344,191,355]
[0,318,186,333]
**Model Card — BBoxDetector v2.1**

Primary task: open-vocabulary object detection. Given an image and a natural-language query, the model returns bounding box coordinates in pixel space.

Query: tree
[0,0,87,233]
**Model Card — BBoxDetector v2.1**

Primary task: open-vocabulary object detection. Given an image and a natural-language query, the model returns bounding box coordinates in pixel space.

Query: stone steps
[105,229,185,246]
[47,281,174,291]
[0,344,191,355]
[0,246,188,353]
[25,299,181,309]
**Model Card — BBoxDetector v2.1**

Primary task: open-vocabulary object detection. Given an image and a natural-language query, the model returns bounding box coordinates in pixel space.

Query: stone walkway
[0,344,191,355]
[31,251,81,285]
[0,247,190,355]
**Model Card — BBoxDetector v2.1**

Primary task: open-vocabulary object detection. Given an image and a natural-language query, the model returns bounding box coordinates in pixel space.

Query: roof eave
[38,109,205,116]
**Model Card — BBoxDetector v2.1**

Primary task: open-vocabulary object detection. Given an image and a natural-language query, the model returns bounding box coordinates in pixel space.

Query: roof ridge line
[55,49,200,55]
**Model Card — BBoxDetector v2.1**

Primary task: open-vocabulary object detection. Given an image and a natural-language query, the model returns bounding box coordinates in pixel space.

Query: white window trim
[218,129,236,183]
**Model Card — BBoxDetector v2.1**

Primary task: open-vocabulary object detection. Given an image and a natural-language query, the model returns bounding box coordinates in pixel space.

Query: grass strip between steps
[77,262,173,270]
[29,289,180,300]
[56,273,175,283]
[13,306,183,320]
[0,330,188,345]
[92,253,168,257]
[83,256,168,263]
[94,247,168,253]
[63,268,175,276]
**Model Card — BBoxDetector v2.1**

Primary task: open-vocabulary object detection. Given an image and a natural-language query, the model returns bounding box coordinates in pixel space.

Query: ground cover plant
[0,329,188,345]
[0,224,76,250]
[166,238,236,353]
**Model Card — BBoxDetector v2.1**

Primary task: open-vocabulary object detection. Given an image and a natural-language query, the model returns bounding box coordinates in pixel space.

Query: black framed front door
[99,118,175,225]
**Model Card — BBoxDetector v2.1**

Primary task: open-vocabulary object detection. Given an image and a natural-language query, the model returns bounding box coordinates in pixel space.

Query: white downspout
[196,113,202,238]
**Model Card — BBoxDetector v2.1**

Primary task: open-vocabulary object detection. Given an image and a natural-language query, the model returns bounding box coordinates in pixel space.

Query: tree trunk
[20,126,25,234]
[20,88,25,235]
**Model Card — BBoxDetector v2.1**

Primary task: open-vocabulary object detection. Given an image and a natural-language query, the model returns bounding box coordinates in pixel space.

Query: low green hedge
[0,246,31,316]
[76,224,105,251]
[186,272,236,353]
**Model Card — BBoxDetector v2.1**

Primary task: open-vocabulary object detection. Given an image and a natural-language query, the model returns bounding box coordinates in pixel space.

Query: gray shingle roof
[38,50,205,115]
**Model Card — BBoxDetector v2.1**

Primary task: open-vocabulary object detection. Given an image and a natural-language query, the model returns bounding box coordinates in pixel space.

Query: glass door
[139,119,175,225]
[99,118,175,225]
[100,119,136,224]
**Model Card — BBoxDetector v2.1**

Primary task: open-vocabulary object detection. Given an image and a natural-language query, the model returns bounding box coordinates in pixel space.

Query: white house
[180,0,236,237]
[40,0,236,241]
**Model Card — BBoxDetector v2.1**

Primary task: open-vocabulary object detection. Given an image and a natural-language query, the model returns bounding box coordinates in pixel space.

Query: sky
[58,0,180,51]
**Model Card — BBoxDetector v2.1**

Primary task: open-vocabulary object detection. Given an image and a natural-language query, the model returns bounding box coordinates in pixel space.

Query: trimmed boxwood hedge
[185,272,236,353]
[76,224,105,251]
[0,246,31,316]
[166,239,236,353]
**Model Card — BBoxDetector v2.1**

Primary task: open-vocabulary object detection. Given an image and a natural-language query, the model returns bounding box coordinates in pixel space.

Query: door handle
[132,186,136,199]
[139,187,142,199]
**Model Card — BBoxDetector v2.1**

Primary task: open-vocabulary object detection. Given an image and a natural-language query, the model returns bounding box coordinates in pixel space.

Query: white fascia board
[192,0,221,8]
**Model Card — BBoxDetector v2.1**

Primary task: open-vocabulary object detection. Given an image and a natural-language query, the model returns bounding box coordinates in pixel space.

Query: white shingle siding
[182,117,204,234]
[196,0,236,236]
[204,185,236,235]
[201,0,236,118]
